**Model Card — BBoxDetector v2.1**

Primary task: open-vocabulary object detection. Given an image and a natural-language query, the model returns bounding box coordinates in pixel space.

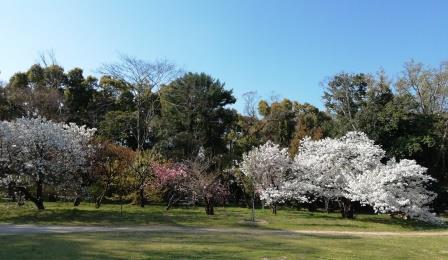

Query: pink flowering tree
[153,162,190,210]
[153,159,228,215]
[184,158,228,215]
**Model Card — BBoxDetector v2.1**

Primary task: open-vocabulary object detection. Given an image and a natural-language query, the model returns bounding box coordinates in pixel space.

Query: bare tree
[38,49,58,67]
[396,60,448,115]
[100,54,181,150]
[100,54,180,93]
[242,91,258,118]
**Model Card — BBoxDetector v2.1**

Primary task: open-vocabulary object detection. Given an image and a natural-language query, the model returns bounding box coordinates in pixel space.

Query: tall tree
[288,103,332,156]
[257,99,297,147]
[156,72,237,160]
[396,60,448,115]
[64,68,97,126]
[100,55,180,150]
[5,64,66,121]
[323,73,370,131]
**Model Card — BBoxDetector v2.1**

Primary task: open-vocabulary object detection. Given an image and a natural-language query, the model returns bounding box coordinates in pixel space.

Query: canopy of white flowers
[240,131,442,224]
[0,117,95,190]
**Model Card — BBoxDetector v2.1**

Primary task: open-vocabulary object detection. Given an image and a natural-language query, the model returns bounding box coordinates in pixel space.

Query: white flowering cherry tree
[291,132,385,218]
[240,141,290,216]
[288,131,440,223]
[347,159,440,224]
[0,117,95,209]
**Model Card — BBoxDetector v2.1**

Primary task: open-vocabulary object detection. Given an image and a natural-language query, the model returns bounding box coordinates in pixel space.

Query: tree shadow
[0,231,362,259]
[355,215,447,231]
[0,233,96,259]
[1,203,446,233]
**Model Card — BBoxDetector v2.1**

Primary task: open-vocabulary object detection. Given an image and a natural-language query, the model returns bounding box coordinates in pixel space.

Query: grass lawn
[1,202,447,259]
[1,231,448,259]
[0,201,446,232]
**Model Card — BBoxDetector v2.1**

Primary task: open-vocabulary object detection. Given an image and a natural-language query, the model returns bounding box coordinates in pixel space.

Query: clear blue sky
[1,0,447,111]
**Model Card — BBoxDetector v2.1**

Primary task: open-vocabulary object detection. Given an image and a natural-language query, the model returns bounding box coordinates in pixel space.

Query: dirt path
[0,224,447,237]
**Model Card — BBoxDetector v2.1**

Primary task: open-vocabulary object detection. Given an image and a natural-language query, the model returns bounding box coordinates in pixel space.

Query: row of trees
[0,56,447,221]
[0,117,227,214]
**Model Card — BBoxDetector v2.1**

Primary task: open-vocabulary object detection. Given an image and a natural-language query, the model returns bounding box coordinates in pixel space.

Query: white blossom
[240,141,291,205]
[285,131,441,223]
[0,117,95,192]
[348,159,441,224]
[289,132,384,201]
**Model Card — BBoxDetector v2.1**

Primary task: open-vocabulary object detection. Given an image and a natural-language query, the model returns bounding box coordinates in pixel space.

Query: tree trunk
[36,180,44,208]
[339,198,354,219]
[205,198,214,215]
[324,198,330,213]
[73,196,81,207]
[166,194,179,210]
[206,204,214,215]
[96,185,111,209]
[139,188,145,207]
[251,190,256,221]
[16,185,45,210]
[307,203,317,212]
[95,194,105,208]
[7,182,16,202]
[271,203,277,214]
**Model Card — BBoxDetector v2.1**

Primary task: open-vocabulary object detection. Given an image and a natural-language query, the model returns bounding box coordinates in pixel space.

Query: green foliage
[155,72,237,160]
[323,72,370,131]
[99,110,137,147]
[257,98,297,147]
[2,59,448,212]
[64,68,97,126]
[289,103,332,156]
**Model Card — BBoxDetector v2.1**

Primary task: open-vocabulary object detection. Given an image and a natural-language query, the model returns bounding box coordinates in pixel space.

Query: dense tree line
[0,56,447,218]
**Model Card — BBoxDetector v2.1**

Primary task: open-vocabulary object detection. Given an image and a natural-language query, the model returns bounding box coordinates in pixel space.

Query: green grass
[0,201,446,232]
[1,202,448,259]
[1,231,448,259]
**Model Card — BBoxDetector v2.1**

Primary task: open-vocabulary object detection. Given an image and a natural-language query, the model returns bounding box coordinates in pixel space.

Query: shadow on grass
[0,233,90,259]
[354,215,447,231]
[0,231,360,259]
[277,209,447,231]
[0,202,445,232]
[0,208,195,227]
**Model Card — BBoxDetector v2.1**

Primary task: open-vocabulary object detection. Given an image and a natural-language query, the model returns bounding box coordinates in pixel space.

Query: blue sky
[1,0,447,111]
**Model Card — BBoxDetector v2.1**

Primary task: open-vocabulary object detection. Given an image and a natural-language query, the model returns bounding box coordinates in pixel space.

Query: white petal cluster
[240,141,290,205]
[0,117,96,188]
[347,159,441,224]
[240,132,441,224]
[292,132,385,201]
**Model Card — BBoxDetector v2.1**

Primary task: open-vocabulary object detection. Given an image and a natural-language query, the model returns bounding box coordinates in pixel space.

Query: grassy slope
[1,232,448,259]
